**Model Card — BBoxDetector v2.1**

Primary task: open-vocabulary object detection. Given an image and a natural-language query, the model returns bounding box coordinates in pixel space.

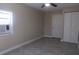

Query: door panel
[64,12,79,43]
[63,13,72,42]
[52,14,63,38]
[71,12,79,43]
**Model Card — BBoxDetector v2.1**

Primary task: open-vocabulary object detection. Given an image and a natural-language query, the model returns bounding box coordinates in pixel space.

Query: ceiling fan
[41,3,57,8]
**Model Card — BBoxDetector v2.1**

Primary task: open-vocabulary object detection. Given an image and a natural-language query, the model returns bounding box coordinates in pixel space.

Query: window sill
[0,33,11,36]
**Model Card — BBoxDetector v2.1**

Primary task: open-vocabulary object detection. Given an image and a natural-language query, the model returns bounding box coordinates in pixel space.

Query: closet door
[63,13,72,43]
[52,14,63,38]
[64,12,79,43]
[71,12,79,43]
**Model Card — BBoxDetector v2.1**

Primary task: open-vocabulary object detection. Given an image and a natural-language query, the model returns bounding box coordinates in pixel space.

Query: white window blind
[0,10,13,35]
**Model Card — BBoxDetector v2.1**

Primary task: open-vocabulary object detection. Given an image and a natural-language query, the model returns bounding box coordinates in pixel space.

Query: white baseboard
[61,39,78,44]
[43,35,53,37]
[60,39,64,42]
[0,36,43,55]
[43,35,61,38]
[44,35,63,42]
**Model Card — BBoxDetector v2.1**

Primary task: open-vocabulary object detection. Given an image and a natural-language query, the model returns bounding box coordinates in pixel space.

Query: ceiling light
[45,3,51,7]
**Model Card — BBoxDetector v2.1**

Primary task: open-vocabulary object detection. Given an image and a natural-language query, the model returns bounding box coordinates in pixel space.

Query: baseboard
[62,40,78,44]
[43,35,61,38]
[43,35,53,37]
[60,39,64,42]
[0,36,43,55]
[61,39,78,44]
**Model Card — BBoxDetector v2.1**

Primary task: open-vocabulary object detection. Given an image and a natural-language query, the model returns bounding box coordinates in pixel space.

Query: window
[0,10,13,35]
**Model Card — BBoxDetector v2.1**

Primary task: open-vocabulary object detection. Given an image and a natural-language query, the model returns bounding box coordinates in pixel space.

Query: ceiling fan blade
[41,4,45,8]
[50,3,57,7]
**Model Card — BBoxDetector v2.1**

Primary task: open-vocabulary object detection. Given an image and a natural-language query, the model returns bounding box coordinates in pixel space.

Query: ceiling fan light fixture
[45,3,51,7]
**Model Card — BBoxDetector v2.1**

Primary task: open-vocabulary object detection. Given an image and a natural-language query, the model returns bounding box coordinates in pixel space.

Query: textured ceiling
[25,3,79,12]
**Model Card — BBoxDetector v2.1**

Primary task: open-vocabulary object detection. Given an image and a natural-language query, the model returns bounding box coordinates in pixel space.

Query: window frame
[0,10,13,36]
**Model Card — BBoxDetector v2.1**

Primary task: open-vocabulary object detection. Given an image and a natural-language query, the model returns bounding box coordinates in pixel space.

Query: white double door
[64,12,79,43]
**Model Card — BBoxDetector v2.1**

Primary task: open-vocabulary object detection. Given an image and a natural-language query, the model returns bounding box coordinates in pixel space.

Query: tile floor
[5,37,78,55]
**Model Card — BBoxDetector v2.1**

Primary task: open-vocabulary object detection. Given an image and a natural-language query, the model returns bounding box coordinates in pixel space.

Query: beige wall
[0,3,44,52]
[63,7,79,13]
[44,12,52,36]
[44,12,64,38]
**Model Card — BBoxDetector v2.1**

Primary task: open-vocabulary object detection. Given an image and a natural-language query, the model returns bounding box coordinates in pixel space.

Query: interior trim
[0,36,43,55]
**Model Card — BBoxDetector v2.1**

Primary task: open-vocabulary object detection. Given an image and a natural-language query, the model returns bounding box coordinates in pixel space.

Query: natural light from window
[0,10,13,35]
[0,10,12,25]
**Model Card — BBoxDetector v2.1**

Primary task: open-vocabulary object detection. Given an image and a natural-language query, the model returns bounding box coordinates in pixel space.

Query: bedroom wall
[0,3,44,52]
[44,12,64,38]
[44,12,52,36]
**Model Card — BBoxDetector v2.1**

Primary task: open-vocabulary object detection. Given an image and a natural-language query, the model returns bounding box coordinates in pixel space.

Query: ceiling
[25,3,79,12]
